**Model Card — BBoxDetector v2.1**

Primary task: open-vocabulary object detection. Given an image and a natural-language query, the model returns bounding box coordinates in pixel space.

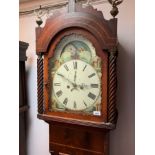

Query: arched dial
[53,60,101,111]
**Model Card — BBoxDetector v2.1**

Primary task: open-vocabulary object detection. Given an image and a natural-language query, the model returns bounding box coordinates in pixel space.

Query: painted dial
[53,60,101,111]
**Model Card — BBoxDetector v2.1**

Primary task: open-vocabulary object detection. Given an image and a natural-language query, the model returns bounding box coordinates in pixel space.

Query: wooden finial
[68,0,76,12]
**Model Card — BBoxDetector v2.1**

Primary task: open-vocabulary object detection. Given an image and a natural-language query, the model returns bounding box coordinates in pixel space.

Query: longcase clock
[36,0,121,154]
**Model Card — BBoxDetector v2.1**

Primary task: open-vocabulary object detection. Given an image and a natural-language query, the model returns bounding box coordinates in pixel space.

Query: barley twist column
[108,47,118,124]
[37,53,44,114]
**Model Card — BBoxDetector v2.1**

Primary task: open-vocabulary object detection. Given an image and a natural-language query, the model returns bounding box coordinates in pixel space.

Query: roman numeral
[83,101,87,107]
[73,61,77,69]
[91,84,99,88]
[88,73,96,78]
[63,98,68,105]
[73,101,77,109]
[54,83,61,86]
[88,92,96,100]
[83,65,87,71]
[56,90,63,97]
[64,64,69,71]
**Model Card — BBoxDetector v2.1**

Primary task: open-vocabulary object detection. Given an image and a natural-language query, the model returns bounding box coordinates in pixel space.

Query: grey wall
[109,0,135,155]
[19,0,135,155]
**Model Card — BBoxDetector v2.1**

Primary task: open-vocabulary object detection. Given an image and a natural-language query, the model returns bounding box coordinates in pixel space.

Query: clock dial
[53,60,101,111]
[49,34,102,115]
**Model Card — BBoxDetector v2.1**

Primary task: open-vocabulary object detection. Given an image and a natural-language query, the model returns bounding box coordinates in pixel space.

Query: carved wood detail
[37,54,44,114]
[108,47,118,124]
[36,6,117,54]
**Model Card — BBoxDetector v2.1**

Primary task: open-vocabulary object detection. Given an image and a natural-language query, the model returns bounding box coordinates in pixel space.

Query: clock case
[36,4,118,155]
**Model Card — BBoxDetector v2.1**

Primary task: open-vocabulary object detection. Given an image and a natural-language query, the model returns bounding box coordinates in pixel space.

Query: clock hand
[57,73,64,78]
[77,83,90,90]
[71,85,79,92]
[74,71,77,83]
[56,73,80,92]
[57,73,76,87]
[71,87,76,92]
[79,83,100,90]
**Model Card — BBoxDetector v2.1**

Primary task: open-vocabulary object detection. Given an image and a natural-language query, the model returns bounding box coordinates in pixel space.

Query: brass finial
[34,5,46,27]
[108,0,123,18]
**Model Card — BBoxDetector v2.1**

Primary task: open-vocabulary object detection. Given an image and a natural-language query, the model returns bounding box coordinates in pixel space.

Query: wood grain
[42,28,108,124]
[36,4,118,155]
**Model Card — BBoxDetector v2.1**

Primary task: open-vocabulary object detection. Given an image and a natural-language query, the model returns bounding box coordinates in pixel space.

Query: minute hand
[57,73,75,86]
[74,71,77,83]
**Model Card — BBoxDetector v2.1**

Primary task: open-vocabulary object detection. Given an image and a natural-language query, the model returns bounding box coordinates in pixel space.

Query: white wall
[19,0,135,155]
[20,15,50,155]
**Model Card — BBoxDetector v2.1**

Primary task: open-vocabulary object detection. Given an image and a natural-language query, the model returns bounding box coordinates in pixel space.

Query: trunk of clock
[49,122,109,155]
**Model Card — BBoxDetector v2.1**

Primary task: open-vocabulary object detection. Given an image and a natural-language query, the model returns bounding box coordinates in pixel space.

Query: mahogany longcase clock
[36,0,121,154]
